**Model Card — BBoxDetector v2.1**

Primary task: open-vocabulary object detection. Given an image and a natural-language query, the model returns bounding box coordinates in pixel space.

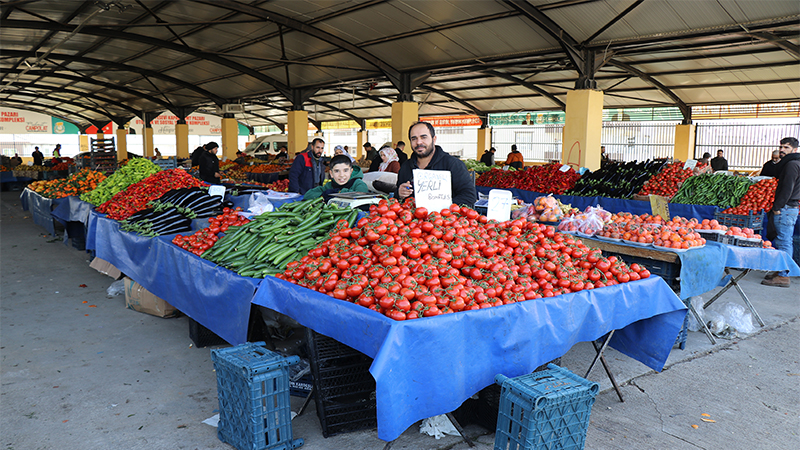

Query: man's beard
[414,142,435,158]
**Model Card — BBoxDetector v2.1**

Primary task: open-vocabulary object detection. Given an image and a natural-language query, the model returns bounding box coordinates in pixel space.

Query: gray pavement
[1,190,798,450]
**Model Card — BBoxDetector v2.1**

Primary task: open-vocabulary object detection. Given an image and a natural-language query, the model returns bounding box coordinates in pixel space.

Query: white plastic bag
[419,414,460,439]
[246,191,274,215]
[686,296,705,332]
[719,302,756,335]
[106,279,125,298]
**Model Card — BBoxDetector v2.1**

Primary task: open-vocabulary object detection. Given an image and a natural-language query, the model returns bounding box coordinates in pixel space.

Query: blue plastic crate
[211,342,303,450]
[494,364,599,450]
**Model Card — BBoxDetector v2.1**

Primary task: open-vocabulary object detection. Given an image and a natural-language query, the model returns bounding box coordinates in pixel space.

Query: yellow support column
[144,125,154,158]
[116,128,128,161]
[477,127,492,154]
[356,130,368,159]
[392,102,418,153]
[287,110,309,157]
[221,116,239,161]
[561,89,604,171]
[175,121,189,158]
[673,124,696,163]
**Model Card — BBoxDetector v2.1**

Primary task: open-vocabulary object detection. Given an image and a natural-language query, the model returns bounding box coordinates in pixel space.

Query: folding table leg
[445,412,475,447]
[296,386,314,417]
[703,269,765,327]
[688,303,716,345]
[585,331,624,402]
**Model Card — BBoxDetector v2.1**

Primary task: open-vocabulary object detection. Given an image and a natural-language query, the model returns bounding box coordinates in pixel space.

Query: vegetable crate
[189,317,228,348]
[713,210,765,231]
[494,364,599,450]
[734,237,762,248]
[153,157,178,170]
[211,342,303,450]
[305,329,377,437]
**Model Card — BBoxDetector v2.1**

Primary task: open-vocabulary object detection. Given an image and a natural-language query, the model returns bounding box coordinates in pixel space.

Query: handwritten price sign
[413,169,452,213]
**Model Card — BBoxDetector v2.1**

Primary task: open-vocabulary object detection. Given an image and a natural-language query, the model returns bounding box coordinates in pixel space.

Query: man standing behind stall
[396,121,476,208]
[762,137,799,288]
[710,149,728,172]
[288,138,326,195]
[32,146,44,166]
[760,150,781,177]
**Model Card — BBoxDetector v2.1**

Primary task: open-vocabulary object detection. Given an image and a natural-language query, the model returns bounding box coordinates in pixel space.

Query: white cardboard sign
[208,185,226,199]
[413,169,452,213]
[683,159,698,171]
[487,189,513,222]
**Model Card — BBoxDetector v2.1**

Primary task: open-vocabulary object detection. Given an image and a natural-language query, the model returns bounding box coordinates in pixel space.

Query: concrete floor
[1,189,798,450]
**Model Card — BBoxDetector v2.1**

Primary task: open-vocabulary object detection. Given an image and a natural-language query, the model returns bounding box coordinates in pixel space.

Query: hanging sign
[412,169,452,213]
[487,189,513,222]
[649,195,670,221]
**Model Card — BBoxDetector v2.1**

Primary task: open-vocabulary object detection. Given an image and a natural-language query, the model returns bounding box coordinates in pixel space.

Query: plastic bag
[246,191,274,215]
[557,215,578,232]
[686,296,705,332]
[106,279,125,298]
[419,414,460,439]
[705,310,736,339]
[718,302,755,335]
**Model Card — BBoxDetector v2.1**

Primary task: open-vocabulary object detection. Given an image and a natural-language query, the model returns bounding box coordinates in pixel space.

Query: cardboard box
[123,277,178,318]
[89,257,122,279]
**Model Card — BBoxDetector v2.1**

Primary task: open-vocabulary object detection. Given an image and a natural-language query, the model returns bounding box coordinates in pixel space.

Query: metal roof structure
[1,0,798,131]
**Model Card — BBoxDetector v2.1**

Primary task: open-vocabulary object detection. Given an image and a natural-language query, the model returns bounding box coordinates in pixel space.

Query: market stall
[19,187,62,235]
[252,273,686,441]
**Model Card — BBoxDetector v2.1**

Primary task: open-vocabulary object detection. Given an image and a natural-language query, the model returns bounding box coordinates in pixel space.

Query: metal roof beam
[581,0,644,46]
[3,91,127,122]
[417,86,485,119]
[1,81,142,117]
[750,32,800,57]
[483,70,565,109]
[607,60,690,122]
[0,99,96,125]
[0,50,228,105]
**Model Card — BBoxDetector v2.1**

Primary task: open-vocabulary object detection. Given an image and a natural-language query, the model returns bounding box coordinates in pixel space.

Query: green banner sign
[488,111,565,126]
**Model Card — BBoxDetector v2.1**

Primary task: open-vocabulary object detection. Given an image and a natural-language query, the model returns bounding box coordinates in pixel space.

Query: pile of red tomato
[278,198,649,321]
[476,164,580,194]
[722,178,777,215]
[637,162,693,198]
[265,179,290,192]
[98,169,204,220]
[172,207,249,256]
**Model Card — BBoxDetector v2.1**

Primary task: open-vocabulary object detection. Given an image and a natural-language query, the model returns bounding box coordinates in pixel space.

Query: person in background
[505,144,524,169]
[303,154,368,201]
[762,137,800,288]
[693,152,712,175]
[710,149,728,172]
[367,142,385,173]
[198,142,221,184]
[9,153,22,168]
[343,145,350,156]
[288,138,326,195]
[32,146,44,166]
[396,121,476,207]
[600,146,610,168]
[190,144,206,167]
[760,150,782,177]
[275,145,289,162]
[53,144,61,157]
[363,142,378,164]
[378,145,401,173]
[334,145,356,164]
[395,141,408,165]
[153,148,162,160]
[233,151,248,165]
[480,147,496,166]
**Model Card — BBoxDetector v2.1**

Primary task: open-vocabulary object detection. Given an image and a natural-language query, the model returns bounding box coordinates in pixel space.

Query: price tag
[649,194,670,221]
[683,159,698,171]
[487,189,513,222]
[502,165,511,171]
[559,164,571,172]
[412,169,452,213]
[208,185,226,199]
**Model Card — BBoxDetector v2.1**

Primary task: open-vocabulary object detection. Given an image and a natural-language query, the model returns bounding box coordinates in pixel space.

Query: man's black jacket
[395,145,476,208]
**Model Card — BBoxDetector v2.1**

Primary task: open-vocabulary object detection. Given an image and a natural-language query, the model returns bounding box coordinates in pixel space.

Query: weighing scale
[326,192,384,211]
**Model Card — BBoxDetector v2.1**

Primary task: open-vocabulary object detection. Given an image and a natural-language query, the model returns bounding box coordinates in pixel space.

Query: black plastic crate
[604,252,681,292]
[734,237,762,248]
[697,231,735,245]
[305,329,376,437]
[455,358,562,432]
[714,210,764,231]
[189,317,228,348]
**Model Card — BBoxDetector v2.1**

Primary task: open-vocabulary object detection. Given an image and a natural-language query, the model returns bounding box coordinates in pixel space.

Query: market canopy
[1,0,798,130]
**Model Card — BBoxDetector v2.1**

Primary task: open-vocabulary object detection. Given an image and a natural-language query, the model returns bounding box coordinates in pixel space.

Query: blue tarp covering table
[88,213,260,344]
[19,188,64,235]
[711,241,800,275]
[51,196,94,247]
[251,273,686,441]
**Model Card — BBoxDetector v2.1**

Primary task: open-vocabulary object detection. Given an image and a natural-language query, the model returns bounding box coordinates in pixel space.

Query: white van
[243,134,289,157]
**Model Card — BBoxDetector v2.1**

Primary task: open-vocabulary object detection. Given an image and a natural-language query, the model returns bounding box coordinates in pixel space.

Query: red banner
[421,115,482,127]
[85,122,114,134]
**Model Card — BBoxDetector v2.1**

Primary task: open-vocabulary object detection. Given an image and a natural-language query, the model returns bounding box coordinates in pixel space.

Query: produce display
[464,160,493,173]
[81,158,160,206]
[96,169,204,220]
[670,173,751,208]
[243,164,285,173]
[721,178,777,214]
[264,179,289,192]
[558,206,612,235]
[566,160,667,199]
[147,187,225,219]
[28,168,106,199]
[0,165,10,172]
[637,162,693,198]
[511,196,577,223]
[597,213,706,250]
[476,164,580,194]
[51,162,70,171]
[119,207,193,237]
[277,198,650,320]
[172,208,250,256]
[201,198,358,278]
